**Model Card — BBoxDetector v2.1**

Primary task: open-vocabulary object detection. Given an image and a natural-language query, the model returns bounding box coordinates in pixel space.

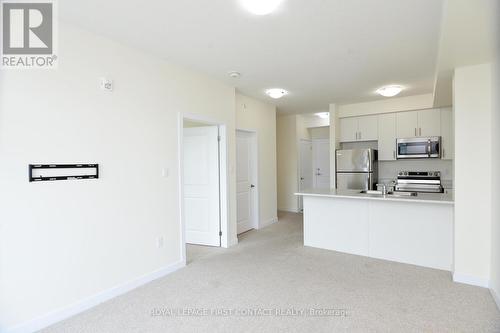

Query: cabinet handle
[393,150,396,159]
[443,149,446,158]
[359,132,362,140]
[419,128,422,136]
[414,128,417,136]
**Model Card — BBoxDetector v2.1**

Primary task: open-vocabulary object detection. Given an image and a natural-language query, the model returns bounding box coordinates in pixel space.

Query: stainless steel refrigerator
[336,149,378,190]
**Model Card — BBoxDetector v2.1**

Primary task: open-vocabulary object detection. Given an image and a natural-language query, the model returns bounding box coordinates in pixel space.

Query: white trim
[236,129,259,232]
[257,216,278,229]
[278,208,300,213]
[453,273,490,288]
[490,288,500,311]
[7,261,185,333]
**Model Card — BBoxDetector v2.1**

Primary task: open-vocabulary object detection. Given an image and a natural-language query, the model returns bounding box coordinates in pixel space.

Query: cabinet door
[418,109,441,137]
[378,113,397,161]
[440,108,453,160]
[396,111,418,138]
[357,115,378,141]
[339,117,358,142]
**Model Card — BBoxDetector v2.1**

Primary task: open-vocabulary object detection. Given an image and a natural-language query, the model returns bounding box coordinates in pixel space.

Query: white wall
[309,127,330,140]
[337,94,434,118]
[453,63,492,287]
[276,115,298,212]
[0,23,238,331]
[235,93,278,227]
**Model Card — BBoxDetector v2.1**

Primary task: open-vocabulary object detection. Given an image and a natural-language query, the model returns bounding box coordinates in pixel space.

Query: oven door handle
[427,140,431,157]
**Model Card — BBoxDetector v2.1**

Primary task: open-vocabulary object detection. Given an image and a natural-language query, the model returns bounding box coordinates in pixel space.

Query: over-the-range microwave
[396,136,441,159]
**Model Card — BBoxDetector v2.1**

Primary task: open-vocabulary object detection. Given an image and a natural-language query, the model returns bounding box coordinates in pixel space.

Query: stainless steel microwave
[396,137,441,159]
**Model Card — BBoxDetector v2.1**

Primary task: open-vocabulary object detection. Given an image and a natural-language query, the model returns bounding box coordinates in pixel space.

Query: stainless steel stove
[395,171,443,193]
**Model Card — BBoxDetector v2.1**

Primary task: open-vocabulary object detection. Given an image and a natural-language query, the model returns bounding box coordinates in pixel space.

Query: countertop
[295,188,454,205]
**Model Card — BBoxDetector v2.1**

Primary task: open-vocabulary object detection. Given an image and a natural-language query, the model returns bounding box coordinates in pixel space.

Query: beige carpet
[42,212,500,332]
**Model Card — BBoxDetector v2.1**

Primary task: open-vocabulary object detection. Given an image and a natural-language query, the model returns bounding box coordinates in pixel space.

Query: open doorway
[179,115,229,264]
[236,130,259,236]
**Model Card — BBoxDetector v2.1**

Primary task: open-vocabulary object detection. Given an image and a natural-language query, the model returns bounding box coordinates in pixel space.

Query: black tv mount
[29,164,99,182]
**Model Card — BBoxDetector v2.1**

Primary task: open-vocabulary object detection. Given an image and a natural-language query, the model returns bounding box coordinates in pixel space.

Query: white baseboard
[7,260,185,333]
[491,288,500,311]
[453,272,489,288]
[278,208,300,213]
[258,216,278,229]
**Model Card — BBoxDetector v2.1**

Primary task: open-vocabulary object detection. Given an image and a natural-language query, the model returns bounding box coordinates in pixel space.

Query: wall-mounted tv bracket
[29,164,99,182]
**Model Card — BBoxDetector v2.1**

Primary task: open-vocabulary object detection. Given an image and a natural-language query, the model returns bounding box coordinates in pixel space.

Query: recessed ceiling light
[376,85,404,97]
[241,0,284,15]
[228,71,241,78]
[266,88,289,99]
[315,112,329,119]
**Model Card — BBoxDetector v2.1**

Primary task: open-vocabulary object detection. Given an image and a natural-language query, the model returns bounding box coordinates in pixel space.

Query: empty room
[1,0,499,332]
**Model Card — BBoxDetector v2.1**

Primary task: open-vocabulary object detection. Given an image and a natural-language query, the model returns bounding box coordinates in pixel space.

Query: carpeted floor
[42,212,500,332]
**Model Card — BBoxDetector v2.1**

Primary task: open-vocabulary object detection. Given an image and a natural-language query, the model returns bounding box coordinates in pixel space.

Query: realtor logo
[1,0,57,68]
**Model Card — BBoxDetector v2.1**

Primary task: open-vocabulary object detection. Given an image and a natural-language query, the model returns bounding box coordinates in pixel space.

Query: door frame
[178,112,229,266]
[298,138,312,211]
[236,129,259,231]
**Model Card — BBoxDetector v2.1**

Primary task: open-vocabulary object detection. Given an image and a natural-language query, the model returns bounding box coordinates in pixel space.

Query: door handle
[300,177,305,180]
[250,184,255,188]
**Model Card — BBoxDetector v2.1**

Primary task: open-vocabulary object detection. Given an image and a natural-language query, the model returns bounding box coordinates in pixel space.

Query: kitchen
[295,97,456,271]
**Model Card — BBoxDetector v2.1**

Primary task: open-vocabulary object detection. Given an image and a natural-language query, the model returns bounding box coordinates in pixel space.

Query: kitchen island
[295,189,454,271]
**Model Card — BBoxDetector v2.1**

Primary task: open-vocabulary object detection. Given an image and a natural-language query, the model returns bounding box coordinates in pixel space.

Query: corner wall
[277,115,299,212]
[235,93,278,227]
[490,11,500,306]
[453,63,492,287]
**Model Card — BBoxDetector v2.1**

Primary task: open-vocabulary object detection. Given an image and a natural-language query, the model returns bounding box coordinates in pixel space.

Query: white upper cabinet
[357,115,378,141]
[339,117,358,142]
[396,111,419,138]
[396,109,441,138]
[440,107,454,160]
[418,109,441,137]
[339,115,378,142]
[378,113,397,161]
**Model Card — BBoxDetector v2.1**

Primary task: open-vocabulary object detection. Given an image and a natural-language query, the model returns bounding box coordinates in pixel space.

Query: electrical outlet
[157,236,164,248]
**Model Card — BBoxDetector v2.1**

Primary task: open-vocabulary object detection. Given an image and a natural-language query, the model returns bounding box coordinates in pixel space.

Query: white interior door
[183,126,220,246]
[299,140,313,210]
[313,139,330,189]
[236,131,257,234]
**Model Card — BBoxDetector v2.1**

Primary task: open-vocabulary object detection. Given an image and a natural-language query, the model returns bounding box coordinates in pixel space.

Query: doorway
[299,139,313,211]
[179,115,229,265]
[312,139,330,189]
[236,130,259,235]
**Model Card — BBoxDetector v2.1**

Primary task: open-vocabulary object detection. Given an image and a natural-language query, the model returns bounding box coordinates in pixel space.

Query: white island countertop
[295,188,454,205]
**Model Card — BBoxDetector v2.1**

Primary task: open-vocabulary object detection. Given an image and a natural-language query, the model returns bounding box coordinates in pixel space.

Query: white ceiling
[60,0,444,114]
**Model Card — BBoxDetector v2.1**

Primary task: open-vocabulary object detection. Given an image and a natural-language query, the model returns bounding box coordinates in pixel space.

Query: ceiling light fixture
[266,88,289,99]
[376,85,404,97]
[228,71,241,78]
[241,0,284,15]
[315,112,329,119]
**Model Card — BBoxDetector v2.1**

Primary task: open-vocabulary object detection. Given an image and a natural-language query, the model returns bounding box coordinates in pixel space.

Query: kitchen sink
[360,190,418,197]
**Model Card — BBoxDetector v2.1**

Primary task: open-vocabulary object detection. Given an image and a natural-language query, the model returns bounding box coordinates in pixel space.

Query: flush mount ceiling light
[241,0,284,15]
[228,71,241,78]
[315,112,329,119]
[376,85,404,97]
[266,88,289,99]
